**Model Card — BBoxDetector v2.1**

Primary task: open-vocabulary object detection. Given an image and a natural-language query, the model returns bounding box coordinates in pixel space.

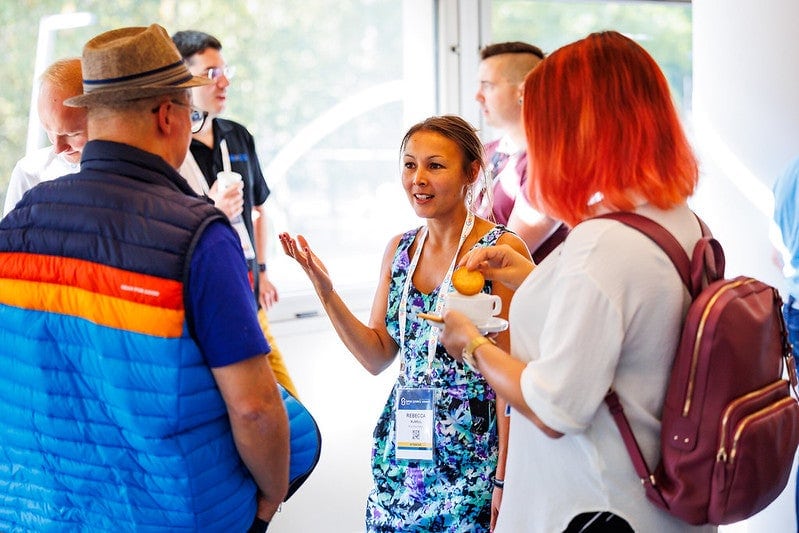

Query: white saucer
[475,317,508,334]
[423,316,508,334]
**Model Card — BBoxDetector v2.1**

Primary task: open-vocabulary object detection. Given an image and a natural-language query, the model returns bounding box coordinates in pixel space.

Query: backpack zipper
[720,396,797,463]
[715,380,785,461]
[684,278,751,416]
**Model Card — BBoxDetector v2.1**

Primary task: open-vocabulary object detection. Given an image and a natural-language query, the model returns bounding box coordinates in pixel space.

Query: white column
[692,0,799,287]
[692,1,799,530]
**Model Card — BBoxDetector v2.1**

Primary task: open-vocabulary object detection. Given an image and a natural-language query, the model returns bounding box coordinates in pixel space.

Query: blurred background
[3,1,797,531]
[0,0,692,302]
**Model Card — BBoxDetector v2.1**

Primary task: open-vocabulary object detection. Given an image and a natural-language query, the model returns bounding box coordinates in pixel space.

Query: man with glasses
[0,24,289,531]
[3,58,87,217]
[173,30,299,399]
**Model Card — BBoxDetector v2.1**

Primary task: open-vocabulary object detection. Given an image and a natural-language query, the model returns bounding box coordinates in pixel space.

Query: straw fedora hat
[65,23,212,107]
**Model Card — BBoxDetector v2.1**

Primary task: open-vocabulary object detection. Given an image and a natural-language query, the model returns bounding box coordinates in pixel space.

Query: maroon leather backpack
[600,212,799,525]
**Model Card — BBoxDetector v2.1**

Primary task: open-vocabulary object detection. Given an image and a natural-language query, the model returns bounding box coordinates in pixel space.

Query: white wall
[692,1,799,531]
[692,0,799,288]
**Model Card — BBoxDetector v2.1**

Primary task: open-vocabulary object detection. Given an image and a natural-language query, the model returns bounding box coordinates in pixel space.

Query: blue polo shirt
[189,220,270,367]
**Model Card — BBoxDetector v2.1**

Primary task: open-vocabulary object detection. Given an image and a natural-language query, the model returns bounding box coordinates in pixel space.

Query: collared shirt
[479,135,529,226]
[493,135,524,200]
[3,146,79,217]
[188,118,270,239]
[181,118,271,302]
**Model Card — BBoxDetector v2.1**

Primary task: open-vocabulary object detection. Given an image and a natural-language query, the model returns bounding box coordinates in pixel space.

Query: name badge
[395,387,435,462]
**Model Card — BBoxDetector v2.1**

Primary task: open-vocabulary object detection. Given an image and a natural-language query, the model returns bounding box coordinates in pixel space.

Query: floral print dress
[365,225,507,532]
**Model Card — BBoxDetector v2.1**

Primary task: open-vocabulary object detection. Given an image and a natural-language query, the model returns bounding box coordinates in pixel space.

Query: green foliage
[490,1,692,110]
[1,0,403,209]
[1,1,691,217]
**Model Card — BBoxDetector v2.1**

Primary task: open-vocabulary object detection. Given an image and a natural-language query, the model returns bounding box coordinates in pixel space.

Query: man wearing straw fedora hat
[0,24,288,532]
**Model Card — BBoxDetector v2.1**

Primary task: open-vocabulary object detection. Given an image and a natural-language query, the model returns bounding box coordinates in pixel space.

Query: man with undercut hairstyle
[475,41,568,263]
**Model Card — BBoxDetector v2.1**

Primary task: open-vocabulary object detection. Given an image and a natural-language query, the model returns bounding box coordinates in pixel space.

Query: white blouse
[495,203,717,533]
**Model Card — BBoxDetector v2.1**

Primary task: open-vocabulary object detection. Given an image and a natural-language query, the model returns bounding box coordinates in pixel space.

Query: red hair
[522,31,698,227]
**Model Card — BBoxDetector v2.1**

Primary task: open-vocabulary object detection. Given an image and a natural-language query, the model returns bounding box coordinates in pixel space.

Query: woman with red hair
[440,31,715,532]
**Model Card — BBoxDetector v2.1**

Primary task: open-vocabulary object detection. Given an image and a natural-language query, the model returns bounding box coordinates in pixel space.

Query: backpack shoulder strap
[595,212,692,291]
[595,210,711,507]
[605,389,669,507]
[595,211,724,297]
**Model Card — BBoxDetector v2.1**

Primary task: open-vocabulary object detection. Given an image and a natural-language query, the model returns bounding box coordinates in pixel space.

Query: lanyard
[398,212,475,381]
[182,151,210,195]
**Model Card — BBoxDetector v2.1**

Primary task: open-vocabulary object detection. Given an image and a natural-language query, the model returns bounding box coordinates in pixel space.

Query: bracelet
[461,336,495,370]
[491,477,504,489]
[257,263,267,273]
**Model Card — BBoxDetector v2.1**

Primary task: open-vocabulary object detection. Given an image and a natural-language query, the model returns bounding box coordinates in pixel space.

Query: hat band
[83,60,193,94]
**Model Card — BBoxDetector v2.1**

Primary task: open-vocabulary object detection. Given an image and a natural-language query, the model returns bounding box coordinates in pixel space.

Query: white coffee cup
[445,292,502,324]
[216,170,242,191]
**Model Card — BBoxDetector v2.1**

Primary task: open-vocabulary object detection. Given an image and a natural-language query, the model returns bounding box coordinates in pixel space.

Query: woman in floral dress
[280,115,530,531]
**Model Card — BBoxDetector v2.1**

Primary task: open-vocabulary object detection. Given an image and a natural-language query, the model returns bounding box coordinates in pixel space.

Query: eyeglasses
[151,100,209,134]
[205,66,236,80]
[177,102,209,133]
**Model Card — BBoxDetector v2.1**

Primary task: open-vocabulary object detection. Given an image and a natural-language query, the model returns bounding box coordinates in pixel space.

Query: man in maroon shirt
[475,41,567,263]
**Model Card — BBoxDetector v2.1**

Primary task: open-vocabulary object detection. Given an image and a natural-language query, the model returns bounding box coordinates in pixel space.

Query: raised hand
[279,232,334,297]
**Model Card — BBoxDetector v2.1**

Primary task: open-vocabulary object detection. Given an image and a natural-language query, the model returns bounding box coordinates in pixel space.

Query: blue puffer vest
[0,141,257,532]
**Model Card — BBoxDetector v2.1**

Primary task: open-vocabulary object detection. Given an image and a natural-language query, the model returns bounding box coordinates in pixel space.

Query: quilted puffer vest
[0,142,256,532]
